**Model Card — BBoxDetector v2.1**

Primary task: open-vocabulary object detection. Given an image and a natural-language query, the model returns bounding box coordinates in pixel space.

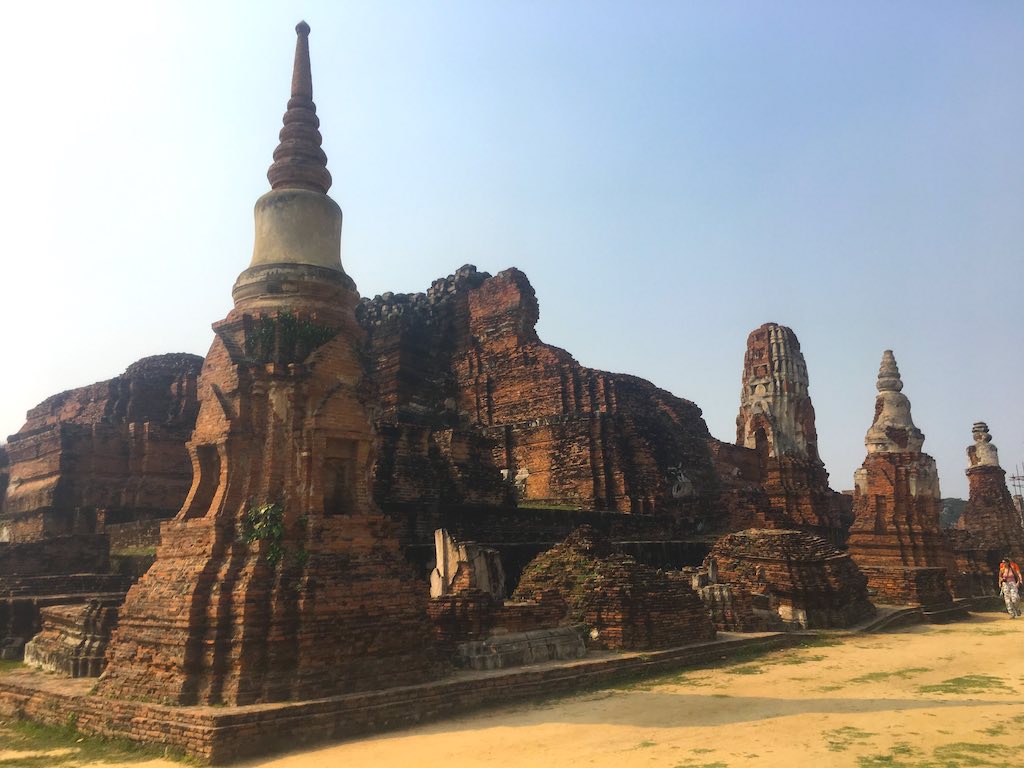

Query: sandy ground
[5,611,1024,767]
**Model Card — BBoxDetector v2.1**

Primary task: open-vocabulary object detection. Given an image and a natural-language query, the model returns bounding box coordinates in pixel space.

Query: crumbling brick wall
[512,526,715,650]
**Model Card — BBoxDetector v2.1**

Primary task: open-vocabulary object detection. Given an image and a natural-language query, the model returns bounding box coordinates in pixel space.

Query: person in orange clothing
[997,557,1022,618]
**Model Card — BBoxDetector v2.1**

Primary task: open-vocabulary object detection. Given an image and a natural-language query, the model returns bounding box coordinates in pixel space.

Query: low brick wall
[0,535,109,580]
[0,632,797,765]
[105,521,163,552]
[1,590,128,657]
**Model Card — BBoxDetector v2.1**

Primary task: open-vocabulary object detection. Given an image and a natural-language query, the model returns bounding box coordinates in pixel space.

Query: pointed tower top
[968,421,1001,468]
[865,349,924,453]
[266,21,332,194]
[876,349,903,393]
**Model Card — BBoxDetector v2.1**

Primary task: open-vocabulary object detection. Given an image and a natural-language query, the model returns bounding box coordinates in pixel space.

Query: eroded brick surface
[512,526,715,650]
[1,354,201,542]
[359,266,724,528]
[735,323,849,543]
[707,529,874,629]
[846,352,955,606]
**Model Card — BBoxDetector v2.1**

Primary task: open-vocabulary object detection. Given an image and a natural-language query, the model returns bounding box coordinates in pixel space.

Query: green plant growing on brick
[242,502,286,566]
[243,312,338,366]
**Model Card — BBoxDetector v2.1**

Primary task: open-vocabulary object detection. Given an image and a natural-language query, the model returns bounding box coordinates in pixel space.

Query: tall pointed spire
[267,21,332,194]
[864,349,924,453]
[876,349,903,393]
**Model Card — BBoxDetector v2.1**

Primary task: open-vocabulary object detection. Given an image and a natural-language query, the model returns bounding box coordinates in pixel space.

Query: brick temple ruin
[734,323,850,543]
[96,22,445,706]
[957,422,1024,561]
[845,351,960,608]
[0,20,1020,765]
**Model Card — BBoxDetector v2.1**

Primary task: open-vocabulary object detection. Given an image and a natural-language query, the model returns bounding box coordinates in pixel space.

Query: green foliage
[917,674,1010,695]
[242,502,286,566]
[823,726,876,752]
[243,312,338,366]
[850,667,931,684]
[0,719,195,767]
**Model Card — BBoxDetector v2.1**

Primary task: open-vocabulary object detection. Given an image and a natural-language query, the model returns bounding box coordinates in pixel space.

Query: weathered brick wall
[0,446,8,518]
[847,451,956,605]
[387,502,685,547]
[0,535,109,579]
[360,266,725,527]
[105,521,163,552]
[1,354,201,543]
[943,528,998,598]
[957,465,1024,561]
[856,565,951,607]
[427,590,495,647]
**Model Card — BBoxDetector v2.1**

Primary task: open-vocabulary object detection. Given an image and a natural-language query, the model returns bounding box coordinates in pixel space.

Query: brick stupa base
[855,564,953,608]
[708,529,876,629]
[0,632,793,764]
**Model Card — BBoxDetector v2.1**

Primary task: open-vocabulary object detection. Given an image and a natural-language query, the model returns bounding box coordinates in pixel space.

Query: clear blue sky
[1,1,1021,498]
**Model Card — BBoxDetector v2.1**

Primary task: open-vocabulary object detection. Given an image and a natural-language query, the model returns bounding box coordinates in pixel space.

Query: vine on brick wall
[243,313,338,366]
[242,502,285,566]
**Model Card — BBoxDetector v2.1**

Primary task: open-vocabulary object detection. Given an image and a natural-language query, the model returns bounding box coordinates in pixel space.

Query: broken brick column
[956,422,1024,563]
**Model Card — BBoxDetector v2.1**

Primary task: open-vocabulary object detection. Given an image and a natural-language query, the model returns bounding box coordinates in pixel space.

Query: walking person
[998,557,1022,618]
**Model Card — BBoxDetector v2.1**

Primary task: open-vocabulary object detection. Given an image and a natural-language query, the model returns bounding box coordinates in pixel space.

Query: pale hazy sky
[1,1,1021,498]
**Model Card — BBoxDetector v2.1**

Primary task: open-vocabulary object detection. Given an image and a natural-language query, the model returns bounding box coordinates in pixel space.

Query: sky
[0,1,1021,499]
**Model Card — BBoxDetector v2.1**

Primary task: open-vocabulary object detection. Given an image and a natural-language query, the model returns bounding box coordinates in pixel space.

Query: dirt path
[4,612,1024,767]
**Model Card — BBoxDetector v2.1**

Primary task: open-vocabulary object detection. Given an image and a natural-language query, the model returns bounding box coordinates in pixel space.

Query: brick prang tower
[735,322,848,542]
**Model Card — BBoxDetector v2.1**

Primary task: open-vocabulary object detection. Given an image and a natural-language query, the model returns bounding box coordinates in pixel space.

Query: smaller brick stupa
[956,422,1024,561]
[735,323,848,542]
[846,351,955,607]
[96,22,444,705]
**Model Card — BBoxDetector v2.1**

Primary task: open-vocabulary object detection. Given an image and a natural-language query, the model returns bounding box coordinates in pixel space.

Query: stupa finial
[876,349,903,393]
[267,21,332,194]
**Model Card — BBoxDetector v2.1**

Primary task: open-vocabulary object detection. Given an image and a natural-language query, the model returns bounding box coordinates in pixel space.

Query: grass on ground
[0,718,193,768]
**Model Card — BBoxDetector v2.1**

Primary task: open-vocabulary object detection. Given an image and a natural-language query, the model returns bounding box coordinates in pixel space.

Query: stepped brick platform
[0,590,127,660]
[453,627,586,670]
[513,526,716,650]
[1,569,132,659]
[23,598,121,677]
[708,529,875,629]
[0,630,795,764]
